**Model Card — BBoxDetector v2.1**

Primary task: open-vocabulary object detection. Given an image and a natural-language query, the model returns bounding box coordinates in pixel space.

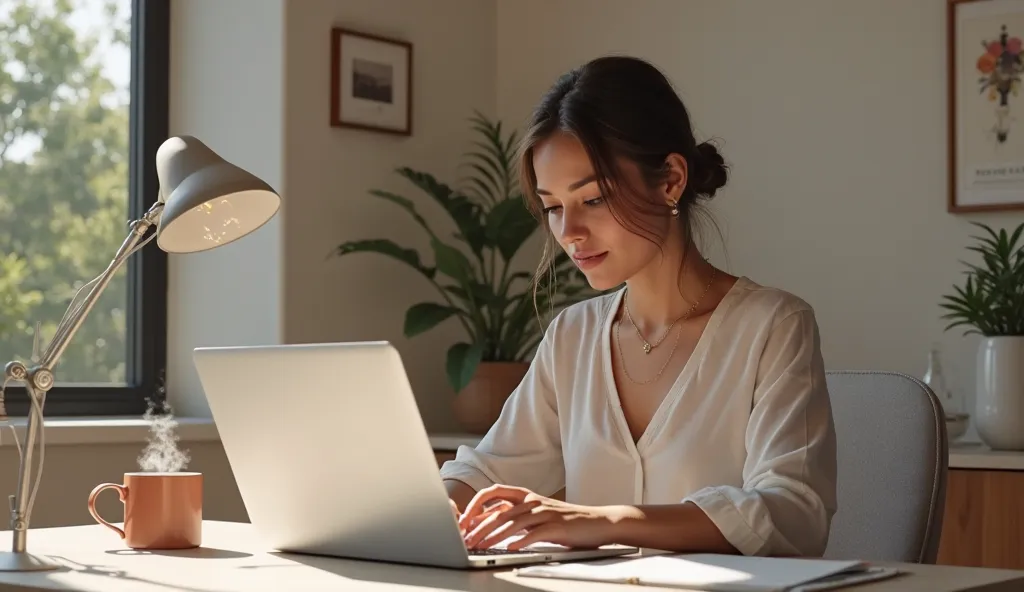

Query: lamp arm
[0,200,163,563]
[38,202,164,371]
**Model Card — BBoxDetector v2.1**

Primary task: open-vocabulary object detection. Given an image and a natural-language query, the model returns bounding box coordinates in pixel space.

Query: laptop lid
[193,341,472,567]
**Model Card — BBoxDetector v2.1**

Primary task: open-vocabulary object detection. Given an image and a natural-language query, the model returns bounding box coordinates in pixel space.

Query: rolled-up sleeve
[439,315,565,497]
[682,308,838,557]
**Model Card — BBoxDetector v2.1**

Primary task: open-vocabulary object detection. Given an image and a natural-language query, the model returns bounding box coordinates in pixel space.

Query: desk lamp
[0,135,281,571]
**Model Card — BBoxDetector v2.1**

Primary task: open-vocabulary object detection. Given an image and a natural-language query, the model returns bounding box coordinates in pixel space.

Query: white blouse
[439,276,838,558]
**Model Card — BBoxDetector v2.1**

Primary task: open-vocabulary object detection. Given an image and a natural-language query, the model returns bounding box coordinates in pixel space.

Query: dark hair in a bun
[693,141,729,199]
[518,55,728,295]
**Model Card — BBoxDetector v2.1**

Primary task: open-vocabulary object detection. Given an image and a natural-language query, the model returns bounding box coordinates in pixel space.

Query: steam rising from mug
[137,400,191,473]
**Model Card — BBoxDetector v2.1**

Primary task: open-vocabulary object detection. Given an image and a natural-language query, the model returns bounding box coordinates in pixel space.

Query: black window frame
[2,0,170,417]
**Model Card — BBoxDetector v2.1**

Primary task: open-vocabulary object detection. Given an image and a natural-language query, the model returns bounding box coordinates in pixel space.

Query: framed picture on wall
[948,0,1024,212]
[330,27,412,136]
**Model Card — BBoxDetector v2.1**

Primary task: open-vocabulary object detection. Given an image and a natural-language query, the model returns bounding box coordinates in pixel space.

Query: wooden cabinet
[936,468,1024,570]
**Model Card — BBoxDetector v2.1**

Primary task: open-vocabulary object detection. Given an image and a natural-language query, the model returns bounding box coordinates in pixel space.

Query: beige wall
[281,0,497,432]
[496,0,1024,438]
[166,0,286,418]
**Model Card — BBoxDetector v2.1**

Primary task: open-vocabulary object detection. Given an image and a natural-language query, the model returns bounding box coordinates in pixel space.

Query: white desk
[0,521,1020,591]
[949,441,1024,471]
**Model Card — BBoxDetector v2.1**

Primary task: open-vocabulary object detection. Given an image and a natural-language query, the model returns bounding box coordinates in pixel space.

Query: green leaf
[470,113,514,173]
[446,342,484,392]
[432,238,475,285]
[463,157,503,204]
[395,167,488,256]
[404,302,461,337]
[332,239,435,279]
[368,189,436,239]
[1010,224,1024,253]
[446,281,495,307]
[940,222,1024,336]
[500,289,544,358]
[460,110,519,209]
[486,196,538,261]
[464,175,498,207]
[497,271,533,301]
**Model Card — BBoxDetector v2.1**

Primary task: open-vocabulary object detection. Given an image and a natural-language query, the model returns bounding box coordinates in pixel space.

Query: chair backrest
[823,371,948,563]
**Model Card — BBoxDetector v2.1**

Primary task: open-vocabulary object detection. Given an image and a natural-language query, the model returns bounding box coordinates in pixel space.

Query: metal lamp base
[0,551,60,571]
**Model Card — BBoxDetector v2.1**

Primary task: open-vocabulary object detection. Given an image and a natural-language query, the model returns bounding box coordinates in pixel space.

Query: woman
[439,55,837,558]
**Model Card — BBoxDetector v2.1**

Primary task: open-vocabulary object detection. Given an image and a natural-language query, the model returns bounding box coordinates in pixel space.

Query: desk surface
[949,441,1024,471]
[0,521,1021,591]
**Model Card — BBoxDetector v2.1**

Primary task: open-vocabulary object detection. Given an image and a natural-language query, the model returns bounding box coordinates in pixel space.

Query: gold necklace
[615,319,683,385]
[623,267,717,354]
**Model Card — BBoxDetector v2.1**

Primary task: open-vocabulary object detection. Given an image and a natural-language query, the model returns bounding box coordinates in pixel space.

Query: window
[0,0,169,416]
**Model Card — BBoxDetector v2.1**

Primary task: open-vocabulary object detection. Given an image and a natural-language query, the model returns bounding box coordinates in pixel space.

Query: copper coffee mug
[88,472,203,549]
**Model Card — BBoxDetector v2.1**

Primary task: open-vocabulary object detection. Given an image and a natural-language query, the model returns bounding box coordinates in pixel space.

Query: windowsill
[5,420,472,448]
[0,416,219,446]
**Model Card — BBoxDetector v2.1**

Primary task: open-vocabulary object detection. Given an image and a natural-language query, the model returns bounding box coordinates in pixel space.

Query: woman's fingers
[484,499,515,512]
[473,509,550,550]
[464,500,542,549]
[506,523,560,551]
[462,500,513,530]
[464,509,515,550]
[459,485,530,529]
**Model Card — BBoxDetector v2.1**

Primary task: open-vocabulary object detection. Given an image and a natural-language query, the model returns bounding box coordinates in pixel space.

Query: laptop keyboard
[469,547,536,555]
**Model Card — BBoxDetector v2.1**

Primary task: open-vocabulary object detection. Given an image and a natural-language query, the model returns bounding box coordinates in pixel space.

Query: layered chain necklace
[615,268,717,385]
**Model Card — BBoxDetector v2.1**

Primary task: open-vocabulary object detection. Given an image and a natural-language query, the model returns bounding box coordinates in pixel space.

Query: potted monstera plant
[940,221,1024,451]
[331,113,595,433]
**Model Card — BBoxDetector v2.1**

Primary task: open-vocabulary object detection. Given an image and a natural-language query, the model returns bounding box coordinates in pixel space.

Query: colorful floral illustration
[977,24,1024,143]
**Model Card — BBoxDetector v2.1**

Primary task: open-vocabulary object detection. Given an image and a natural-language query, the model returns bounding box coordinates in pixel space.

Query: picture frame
[948,0,1024,212]
[330,27,412,136]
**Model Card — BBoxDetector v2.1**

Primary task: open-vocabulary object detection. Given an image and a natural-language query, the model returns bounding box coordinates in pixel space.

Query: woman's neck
[621,244,718,334]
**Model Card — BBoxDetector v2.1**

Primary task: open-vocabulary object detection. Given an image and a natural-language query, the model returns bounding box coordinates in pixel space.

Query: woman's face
[532,132,681,291]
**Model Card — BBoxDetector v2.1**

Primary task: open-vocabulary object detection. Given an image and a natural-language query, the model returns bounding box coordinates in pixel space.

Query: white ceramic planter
[976,336,1024,451]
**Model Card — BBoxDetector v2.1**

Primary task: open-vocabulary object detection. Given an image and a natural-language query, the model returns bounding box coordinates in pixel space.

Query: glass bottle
[922,344,961,417]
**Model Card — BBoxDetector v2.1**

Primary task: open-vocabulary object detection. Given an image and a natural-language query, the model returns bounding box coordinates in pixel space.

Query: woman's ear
[662,153,688,206]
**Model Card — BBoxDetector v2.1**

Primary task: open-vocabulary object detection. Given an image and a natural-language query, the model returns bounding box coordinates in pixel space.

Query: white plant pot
[976,336,1024,451]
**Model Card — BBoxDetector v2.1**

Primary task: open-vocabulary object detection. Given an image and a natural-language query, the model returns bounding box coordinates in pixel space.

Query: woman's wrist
[595,502,736,554]
[594,504,646,546]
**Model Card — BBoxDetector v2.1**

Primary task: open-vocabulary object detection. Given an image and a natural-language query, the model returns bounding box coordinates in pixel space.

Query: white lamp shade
[155,135,280,253]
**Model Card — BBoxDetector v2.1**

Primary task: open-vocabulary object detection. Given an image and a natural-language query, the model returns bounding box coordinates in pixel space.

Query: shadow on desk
[106,547,253,559]
[46,555,222,592]
[260,551,541,592]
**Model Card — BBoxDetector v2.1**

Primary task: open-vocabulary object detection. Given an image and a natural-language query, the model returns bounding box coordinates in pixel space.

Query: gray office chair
[822,370,948,564]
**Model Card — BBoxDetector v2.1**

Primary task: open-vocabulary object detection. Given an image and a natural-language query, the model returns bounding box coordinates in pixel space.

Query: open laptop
[193,341,637,569]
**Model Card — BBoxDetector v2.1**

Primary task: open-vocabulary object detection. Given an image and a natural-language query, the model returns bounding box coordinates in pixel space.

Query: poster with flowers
[949,0,1024,212]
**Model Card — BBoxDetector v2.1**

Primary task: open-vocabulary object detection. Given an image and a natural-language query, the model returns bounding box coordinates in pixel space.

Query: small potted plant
[330,113,596,433]
[940,221,1024,450]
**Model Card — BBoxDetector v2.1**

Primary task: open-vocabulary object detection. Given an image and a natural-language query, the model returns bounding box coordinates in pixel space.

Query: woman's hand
[459,484,618,551]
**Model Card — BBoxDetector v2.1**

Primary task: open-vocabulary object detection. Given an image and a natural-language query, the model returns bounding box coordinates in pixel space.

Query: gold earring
[670,202,679,217]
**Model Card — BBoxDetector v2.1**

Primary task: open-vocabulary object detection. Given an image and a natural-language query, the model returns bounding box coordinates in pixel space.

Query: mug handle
[88,483,128,539]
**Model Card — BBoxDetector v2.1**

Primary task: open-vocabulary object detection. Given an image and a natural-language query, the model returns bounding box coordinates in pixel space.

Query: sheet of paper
[515,554,889,592]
